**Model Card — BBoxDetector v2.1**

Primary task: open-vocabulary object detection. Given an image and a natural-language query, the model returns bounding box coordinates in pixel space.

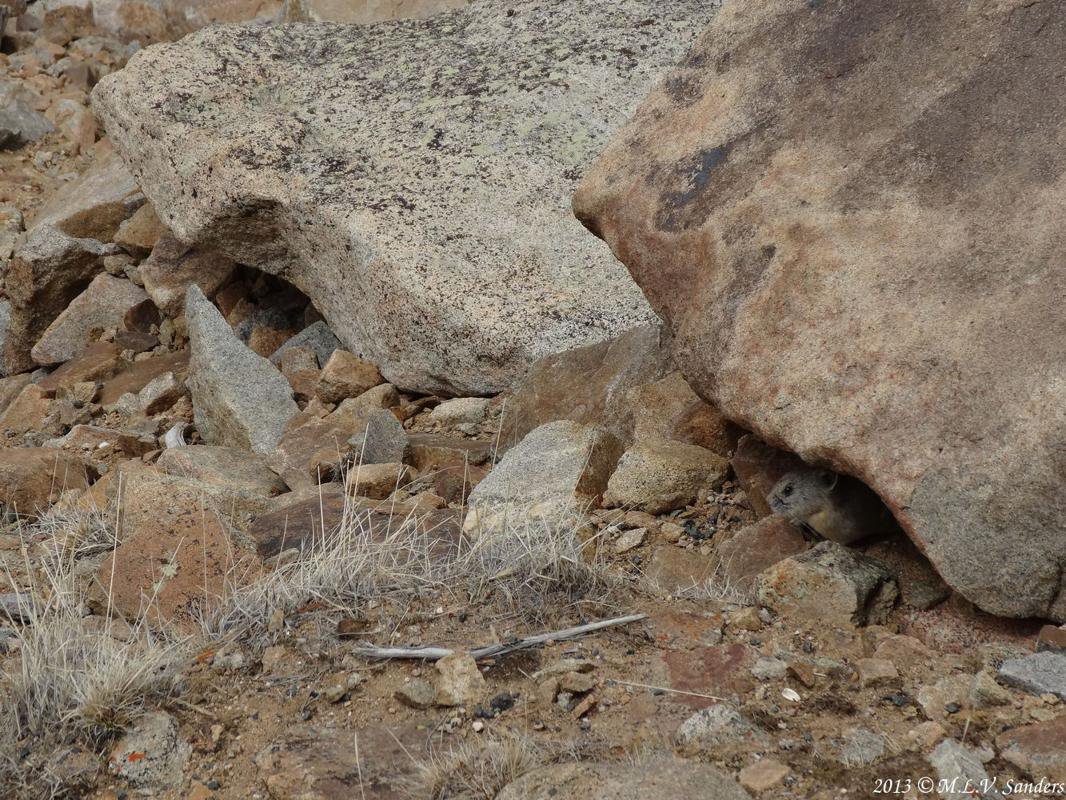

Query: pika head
[768,468,839,520]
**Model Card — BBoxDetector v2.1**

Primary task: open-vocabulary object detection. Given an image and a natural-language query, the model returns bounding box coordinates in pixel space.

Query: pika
[768,466,899,545]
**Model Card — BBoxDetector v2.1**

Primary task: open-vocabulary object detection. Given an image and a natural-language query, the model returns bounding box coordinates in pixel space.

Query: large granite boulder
[574,0,1066,620]
[281,0,467,24]
[91,0,717,395]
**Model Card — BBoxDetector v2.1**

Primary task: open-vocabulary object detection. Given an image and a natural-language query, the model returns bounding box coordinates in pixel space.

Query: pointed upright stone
[185,284,297,453]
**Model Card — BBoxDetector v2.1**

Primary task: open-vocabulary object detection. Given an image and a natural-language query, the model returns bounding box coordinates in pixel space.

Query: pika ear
[819,470,839,491]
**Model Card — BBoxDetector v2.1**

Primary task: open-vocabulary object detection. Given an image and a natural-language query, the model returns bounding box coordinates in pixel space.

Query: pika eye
[782,485,793,496]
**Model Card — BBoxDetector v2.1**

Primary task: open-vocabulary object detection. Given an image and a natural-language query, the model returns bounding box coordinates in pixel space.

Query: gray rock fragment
[997,651,1066,700]
[185,284,297,453]
[268,320,340,369]
[927,739,1001,800]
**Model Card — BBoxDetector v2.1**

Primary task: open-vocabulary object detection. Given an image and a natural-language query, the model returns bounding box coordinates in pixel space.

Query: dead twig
[605,678,724,702]
[348,613,647,661]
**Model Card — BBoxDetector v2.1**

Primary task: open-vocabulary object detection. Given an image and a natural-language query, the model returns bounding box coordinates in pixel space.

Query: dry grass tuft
[413,733,549,800]
[0,506,188,799]
[200,492,449,641]
[668,556,755,607]
[204,489,625,642]
[456,508,623,621]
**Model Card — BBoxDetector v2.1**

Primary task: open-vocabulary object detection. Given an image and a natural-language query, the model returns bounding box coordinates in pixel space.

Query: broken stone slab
[0,80,55,149]
[927,740,1000,800]
[997,651,1066,701]
[140,234,235,317]
[2,224,115,375]
[115,467,276,536]
[496,758,752,800]
[602,437,728,514]
[433,652,485,707]
[315,349,383,404]
[345,462,410,500]
[137,370,184,414]
[428,396,489,427]
[500,323,673,448]
[624,370,740,457]
[756,541,899,627]
[714,516,808,593]
[113,201,168,257]
[92,0,718,395]
[98,495,260,626]
[45,424,155,462]
[995,714,1066,782]
[185,284,298,453]
[268,320,339,369]
[31,273,148,365]
[156,445,288,498]
[30,145,139,240]
[0,383,55,436]
[272,402,406,490]
[463,420,622,538]
[574,0,1066,621]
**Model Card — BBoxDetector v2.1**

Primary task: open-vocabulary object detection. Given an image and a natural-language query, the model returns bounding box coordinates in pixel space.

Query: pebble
[856,658,900,689]
[614,527,646,553]
[738,758,790,792]
[395,679,436,710]
[751,657,788,681]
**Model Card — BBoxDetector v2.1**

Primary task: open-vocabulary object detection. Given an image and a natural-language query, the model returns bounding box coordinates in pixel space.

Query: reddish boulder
[575,0,1066,619]
[0,448,97,516]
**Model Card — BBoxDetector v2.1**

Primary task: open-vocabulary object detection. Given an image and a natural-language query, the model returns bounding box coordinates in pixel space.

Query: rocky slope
[0,1,1064,799]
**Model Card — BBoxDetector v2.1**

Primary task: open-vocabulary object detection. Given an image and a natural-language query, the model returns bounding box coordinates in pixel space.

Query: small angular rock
[316,349,384,404]
[109,712,191,790]
[464,420,621,538]
[32,274,149,366]
[603,437,728,514]
[345,462,410,500]
[927,739,998,800]
[756,541,899,627]
[269,320,340,368]
[434,653,485,707]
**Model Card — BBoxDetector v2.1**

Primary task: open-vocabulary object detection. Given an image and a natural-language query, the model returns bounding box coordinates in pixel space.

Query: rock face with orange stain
[575,0,1066,621]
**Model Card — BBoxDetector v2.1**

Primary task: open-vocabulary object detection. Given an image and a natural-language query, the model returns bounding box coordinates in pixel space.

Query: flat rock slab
[997,651,1066,701]
[91,0,717,395]
[574,0,1066,620]
[31,273,148,366]
[496,758,751,800]
[253,723,423,800]
[996,714,1066,783]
